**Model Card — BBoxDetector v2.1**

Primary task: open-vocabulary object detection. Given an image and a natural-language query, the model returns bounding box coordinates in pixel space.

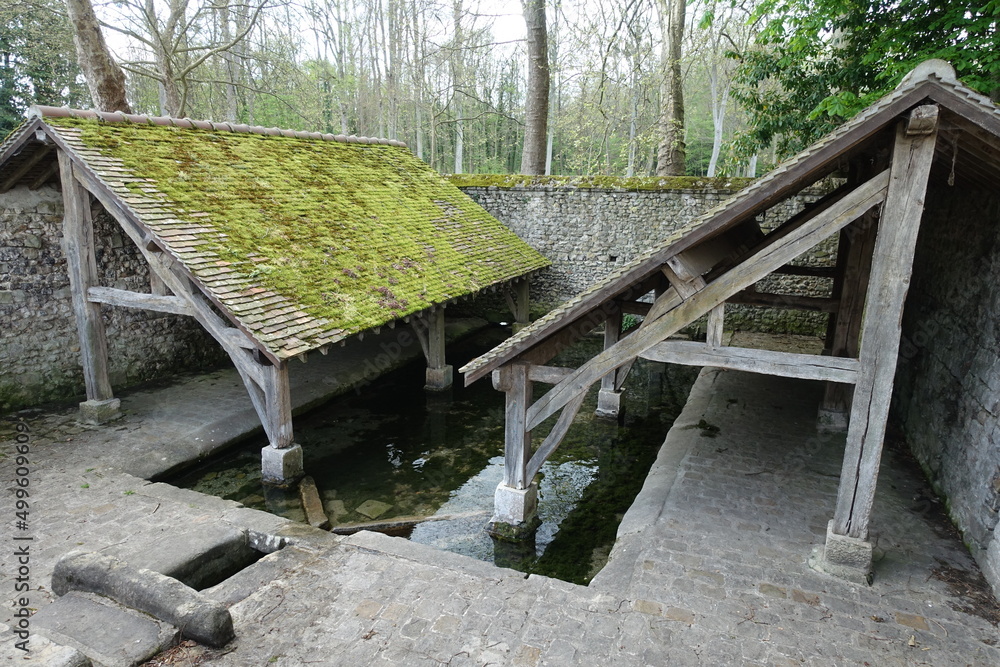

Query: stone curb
[51,551,234,648]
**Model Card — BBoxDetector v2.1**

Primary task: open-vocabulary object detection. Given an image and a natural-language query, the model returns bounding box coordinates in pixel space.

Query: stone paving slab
[30,592,178,667]
[2,357,998,665]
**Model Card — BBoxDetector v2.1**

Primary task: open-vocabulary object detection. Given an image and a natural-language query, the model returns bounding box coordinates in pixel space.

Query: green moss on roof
[46,117,548,350]
[447,173,756,191]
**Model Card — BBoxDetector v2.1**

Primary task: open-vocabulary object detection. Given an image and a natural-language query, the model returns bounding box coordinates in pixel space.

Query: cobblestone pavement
[2,363,998,666]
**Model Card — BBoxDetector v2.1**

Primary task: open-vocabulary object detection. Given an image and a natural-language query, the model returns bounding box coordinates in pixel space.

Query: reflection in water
[173,326,696,584]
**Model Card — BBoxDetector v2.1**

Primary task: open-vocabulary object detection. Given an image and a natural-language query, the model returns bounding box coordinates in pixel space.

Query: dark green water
[173,327,697,584]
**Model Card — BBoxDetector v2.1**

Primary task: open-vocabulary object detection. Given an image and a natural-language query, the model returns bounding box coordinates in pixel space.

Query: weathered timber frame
[463,63,994,580]
[53,148,306,482]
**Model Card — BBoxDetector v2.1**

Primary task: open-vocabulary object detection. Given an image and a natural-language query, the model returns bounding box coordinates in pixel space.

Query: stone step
[30,592,178,667]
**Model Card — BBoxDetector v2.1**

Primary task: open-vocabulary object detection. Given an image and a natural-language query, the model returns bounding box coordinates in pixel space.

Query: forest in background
[2,0,998,178]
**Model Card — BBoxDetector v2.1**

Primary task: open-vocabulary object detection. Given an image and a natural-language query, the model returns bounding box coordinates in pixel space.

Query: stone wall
[0,185,228,413]
[457,177,832,335]
[893,180,1000,596]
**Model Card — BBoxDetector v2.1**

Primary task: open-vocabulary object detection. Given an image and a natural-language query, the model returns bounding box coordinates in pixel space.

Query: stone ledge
[52,551,234,648]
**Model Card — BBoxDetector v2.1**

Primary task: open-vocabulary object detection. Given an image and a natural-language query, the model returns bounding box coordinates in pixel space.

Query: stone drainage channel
[172,327,698,585]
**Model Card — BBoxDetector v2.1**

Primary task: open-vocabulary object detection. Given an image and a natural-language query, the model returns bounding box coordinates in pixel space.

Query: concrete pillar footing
[261,443,304,487]
[79,398,122,425]
[425,365,454,391]
[595,388,624,419]
[487,482,540,541]
[808,520,874,585]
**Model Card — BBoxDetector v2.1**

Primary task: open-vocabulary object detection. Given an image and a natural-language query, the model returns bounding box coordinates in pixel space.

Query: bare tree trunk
[64,0,131,112]
[519,0,549,174]
[451,0,464,173]
[656,0,685,176]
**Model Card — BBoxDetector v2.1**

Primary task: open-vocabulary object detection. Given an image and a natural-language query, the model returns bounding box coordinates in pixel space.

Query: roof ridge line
[26,105,408,148]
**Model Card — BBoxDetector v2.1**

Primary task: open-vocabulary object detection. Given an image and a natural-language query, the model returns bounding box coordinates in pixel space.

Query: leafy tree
[0,0,86,134]
[732,0,1000,161]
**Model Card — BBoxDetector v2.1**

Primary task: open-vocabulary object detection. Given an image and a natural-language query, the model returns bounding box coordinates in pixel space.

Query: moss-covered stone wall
[0,185,229,413]
[893,180,1000,597]
[455,176,833,335]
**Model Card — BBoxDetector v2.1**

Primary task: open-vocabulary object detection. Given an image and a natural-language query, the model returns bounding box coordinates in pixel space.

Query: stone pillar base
[79,398,122,425]
[595,388,624,419]
[261,443,304,487]
[817,407,849,433]
[487,482,540,542]
[808,520,873,584]
[425,365,454,391]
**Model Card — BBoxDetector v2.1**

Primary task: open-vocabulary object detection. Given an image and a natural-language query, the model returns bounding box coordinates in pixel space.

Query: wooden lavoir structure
[461,61,1000,577]
[0,108,547,484]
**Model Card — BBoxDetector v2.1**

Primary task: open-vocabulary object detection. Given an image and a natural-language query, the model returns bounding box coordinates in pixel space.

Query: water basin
[173,327,697,584]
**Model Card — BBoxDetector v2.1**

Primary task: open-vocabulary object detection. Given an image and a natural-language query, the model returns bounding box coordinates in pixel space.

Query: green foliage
[0,0,86,134]
[732,0,1000,160]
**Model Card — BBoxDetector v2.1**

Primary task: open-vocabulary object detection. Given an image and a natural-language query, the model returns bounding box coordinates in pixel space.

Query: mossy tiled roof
[29,110,548,359]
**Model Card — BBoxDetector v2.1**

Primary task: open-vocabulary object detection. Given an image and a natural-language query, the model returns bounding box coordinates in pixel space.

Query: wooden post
[259,359,302,485]
[597,304,623,418]
[422,308,453,390]
[706,304,725,347]
[501,363,532,490]
[488,362,540,539]
[58,151,119,423]
[832,107,939,540]
[819,151,884,432]
[511,279,530,332]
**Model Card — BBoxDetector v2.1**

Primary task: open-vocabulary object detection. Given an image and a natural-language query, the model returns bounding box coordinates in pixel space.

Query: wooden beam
[601,304,622,395]
[58,151,113,402]
[641,340,860,384]
[87,286,193,316]
[525,391,587,482]
[527,365,574,384]
[1,145,54,193]
[65,160,279,365]
[833,109,939,539]
[424,308,447,370]
[500,363,532,490]
[773,264,837,278]
[262,360,294,448]
[29,159,60,190]
[727,289,840,313]
[524,168,890,432]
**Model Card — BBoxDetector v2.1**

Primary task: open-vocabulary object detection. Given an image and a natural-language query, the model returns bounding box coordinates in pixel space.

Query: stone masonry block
[425,364,454,391]
[79,398,122,425]
[261,443,304,486]
[809,520,873,584]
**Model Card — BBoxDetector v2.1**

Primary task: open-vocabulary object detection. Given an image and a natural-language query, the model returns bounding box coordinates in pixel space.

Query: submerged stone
[356,499,393,519]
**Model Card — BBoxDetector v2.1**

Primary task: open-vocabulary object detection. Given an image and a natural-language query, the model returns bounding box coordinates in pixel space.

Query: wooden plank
[525,391,588,482]
[706,305,724,347]
[0,144,54,193]
[727,289,840,313]
[906,104,939,135]
[87,286,193,316]
[524,169,890,432]
[641,340,860,384]
[501,363,532,490]
[58,151,114,402]
[833,111,939,539]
